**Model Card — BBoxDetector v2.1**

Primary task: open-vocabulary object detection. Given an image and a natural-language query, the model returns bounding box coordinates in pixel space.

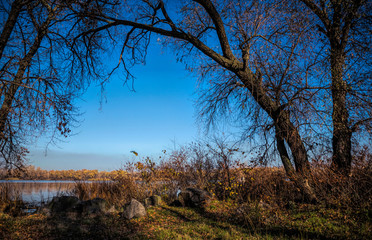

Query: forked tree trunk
[237,71,318,203]
[275,127,317,203]
[84,0,319,203]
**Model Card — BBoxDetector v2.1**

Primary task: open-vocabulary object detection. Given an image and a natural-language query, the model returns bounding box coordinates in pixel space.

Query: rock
[106,205,117,214]
[179,190,192,207]
[122,199,147,219]
[77,198,108,214]
[143,198,152,208]
[150,195,162,206]
[46,196,114,216]
[143,195,162,208]
[48,196,80,213]
[179,188,211,207]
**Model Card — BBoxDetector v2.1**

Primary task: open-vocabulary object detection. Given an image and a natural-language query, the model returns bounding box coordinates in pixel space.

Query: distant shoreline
[0,165,130,181]
[0,179,112,182]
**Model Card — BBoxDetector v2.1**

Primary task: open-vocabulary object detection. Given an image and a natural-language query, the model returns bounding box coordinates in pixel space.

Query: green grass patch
[0,201,370,240]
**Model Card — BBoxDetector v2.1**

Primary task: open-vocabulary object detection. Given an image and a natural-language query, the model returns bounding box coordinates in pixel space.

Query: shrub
[71,171,143,207]
[0,183,24,216]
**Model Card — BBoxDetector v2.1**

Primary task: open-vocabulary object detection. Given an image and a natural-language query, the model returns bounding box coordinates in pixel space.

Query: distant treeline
[0,165,126,181]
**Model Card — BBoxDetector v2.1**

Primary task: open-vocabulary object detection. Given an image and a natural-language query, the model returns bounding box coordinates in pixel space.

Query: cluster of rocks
[39,196,113,217]
[170,188,211,207]
[41,187,211,220]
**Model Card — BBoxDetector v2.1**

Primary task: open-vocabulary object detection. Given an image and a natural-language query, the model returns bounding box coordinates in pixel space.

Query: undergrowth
[0,142,371,239]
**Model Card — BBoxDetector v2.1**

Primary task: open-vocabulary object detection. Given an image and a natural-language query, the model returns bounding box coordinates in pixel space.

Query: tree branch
[193,0,235,60]
[300,0,330,32]
[0,0,24,60]
[78,14,242,70]
[351,118,372,132]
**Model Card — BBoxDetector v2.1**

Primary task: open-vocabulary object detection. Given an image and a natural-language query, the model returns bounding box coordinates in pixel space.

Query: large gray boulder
[122,199,147,219]
[76,198,108,214]
[48,196,80,213]
[179,188,211,207]
[47,196,112,216]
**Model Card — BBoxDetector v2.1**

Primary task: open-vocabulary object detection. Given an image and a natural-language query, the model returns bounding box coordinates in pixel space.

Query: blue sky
[29,44,202,170]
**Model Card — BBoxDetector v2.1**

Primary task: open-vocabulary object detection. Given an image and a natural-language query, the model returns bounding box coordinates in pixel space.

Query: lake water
[0,180,75,204]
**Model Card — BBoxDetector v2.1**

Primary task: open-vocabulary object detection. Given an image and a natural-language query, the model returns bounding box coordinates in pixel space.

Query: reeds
[69,156,371,213]
[0,183,24,216]
[71,173,145,207]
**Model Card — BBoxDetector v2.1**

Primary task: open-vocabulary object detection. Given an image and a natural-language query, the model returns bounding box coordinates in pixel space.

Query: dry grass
[0,183,24,216]
[71,173,144,207]
[1,145,371,239]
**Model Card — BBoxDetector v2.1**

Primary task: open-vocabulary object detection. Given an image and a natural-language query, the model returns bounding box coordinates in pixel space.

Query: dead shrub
[0,183,24,216]
[71,171,144,206]
[311,155,372,209]
[71,142,371,210]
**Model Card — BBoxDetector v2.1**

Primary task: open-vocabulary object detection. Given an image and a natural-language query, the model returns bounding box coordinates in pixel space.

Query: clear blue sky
[29,44,202,171]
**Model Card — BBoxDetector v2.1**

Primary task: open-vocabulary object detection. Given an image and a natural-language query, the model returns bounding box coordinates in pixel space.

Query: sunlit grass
[0,199,370,240]
[135,205,258,239]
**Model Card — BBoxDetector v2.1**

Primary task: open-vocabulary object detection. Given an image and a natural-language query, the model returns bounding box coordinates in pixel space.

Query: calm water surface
[0,180,76,204]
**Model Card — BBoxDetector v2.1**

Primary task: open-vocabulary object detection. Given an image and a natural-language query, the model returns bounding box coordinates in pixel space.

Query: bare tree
[0,0,108,170]
[72,0,325,202]
[299,0,372,174]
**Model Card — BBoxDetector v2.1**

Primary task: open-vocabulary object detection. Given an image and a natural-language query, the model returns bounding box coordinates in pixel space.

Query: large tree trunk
[300,0,362,176]
[275,126,317,203]
[237,70,317,203]
[276,110,311,175]
[330,46,352,175]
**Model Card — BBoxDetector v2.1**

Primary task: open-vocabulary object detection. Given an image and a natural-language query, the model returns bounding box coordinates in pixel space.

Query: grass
[0,199,370,240]
[136,205,255,239]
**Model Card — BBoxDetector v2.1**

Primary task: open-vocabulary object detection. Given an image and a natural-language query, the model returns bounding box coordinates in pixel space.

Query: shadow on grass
[44,213,138,240]
[3,206,361,240]
[160,206,192,222]
[188,206,349,240]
